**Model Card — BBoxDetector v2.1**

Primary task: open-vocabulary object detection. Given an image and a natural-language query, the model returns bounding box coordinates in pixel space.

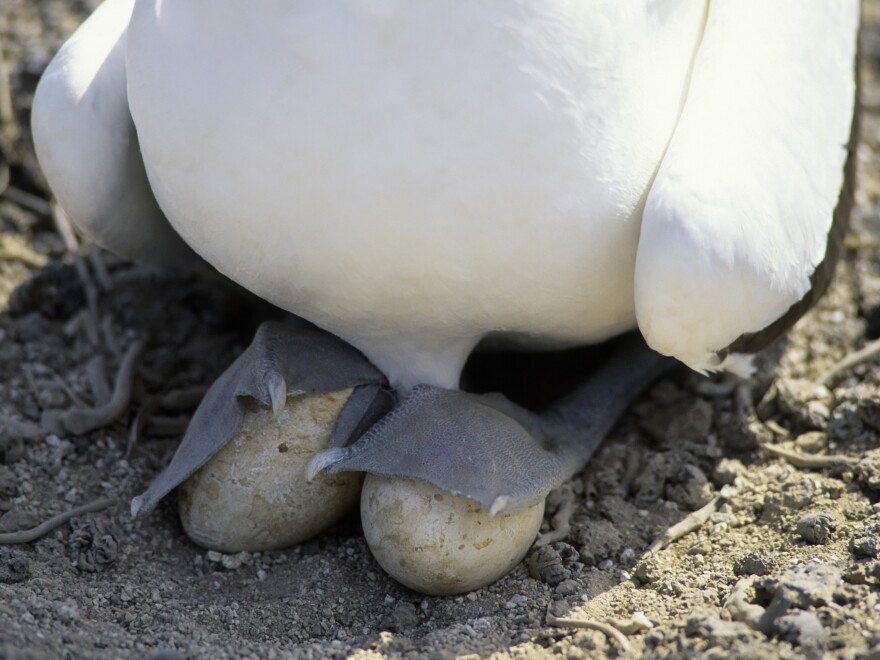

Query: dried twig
[819,336,880,385]
[763,443,858,469]
[0,498,117,545]
[546,612,631,653]
[648,496,722,554]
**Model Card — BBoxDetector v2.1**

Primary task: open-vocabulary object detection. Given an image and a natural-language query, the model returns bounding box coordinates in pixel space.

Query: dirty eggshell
[361,475,545,595]
[178,388,362,552]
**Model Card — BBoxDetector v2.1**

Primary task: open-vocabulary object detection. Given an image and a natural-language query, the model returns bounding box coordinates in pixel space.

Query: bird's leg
[312,332,676,515]
[130,321,391,518]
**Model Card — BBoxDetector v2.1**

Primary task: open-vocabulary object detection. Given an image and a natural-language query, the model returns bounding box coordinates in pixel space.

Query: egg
[178,388,362,552]
[361,474,545,595]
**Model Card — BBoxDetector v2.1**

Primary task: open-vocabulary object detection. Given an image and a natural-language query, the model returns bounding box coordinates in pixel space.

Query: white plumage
[33,0,859,388]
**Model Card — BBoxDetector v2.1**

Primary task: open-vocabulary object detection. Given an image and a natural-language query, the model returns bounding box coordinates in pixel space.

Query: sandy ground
[2,3,880,659]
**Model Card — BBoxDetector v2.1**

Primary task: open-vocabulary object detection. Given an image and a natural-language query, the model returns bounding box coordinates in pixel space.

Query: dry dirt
[2,3,880,659]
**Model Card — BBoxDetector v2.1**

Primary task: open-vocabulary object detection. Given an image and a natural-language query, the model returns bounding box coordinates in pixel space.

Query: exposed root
[86,355,112,406]
[0,415,43,441]
[42,338,147,436]
[125,397,161,460]
[0,498,117,545]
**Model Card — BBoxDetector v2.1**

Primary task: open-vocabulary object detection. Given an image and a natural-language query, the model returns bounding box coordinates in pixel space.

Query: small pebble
[712,458,745,487]
[794,431,827,453]
[843,560,880,585]
[796,511,836,545]
[665,464,713,510]
[380,601,419,633]
[633,554,661,584]
[554,579,581,596]
[776,379,833,429]
[684,616,752,646]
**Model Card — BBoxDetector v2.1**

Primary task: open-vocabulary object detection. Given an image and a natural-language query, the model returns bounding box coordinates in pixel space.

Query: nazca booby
[32,0,859,593]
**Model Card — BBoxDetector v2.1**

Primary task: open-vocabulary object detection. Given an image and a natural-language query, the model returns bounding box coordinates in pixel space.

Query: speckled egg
[178,388,362,552]
[361,474,545,595]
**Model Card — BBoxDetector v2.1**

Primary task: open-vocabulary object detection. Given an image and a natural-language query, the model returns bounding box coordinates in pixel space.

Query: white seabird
[31,0,860,593]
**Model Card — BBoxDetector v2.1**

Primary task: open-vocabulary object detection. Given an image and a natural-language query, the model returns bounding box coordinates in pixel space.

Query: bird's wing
[31,0,199,269]
[634,0,860,374]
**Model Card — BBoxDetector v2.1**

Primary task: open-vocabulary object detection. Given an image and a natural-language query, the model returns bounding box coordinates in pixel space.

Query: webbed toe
[313,334,674,593]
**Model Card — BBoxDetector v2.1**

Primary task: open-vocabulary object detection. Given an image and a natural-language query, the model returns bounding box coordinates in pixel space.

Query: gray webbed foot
[309,332,675,594]
[312,333,676,516]
[131,321,390,518]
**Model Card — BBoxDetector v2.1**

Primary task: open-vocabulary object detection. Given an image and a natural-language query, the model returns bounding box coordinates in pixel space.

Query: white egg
[361,474,545,595]
[178,388,362,552]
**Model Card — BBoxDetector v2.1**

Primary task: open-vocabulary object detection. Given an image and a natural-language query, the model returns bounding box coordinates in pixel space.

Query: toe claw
[268,372,287,418]
[305,447,347,482]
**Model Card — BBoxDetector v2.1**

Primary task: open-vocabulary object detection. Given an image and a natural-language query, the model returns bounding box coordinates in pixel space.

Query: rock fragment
[68,518,117,573]
[849,522,880,558]
[665,464,713,510]
[0,547,29,584]
[774,610,827,647]
[796,511,837,545]
[733,552,776,577]
[527,542,580,586]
